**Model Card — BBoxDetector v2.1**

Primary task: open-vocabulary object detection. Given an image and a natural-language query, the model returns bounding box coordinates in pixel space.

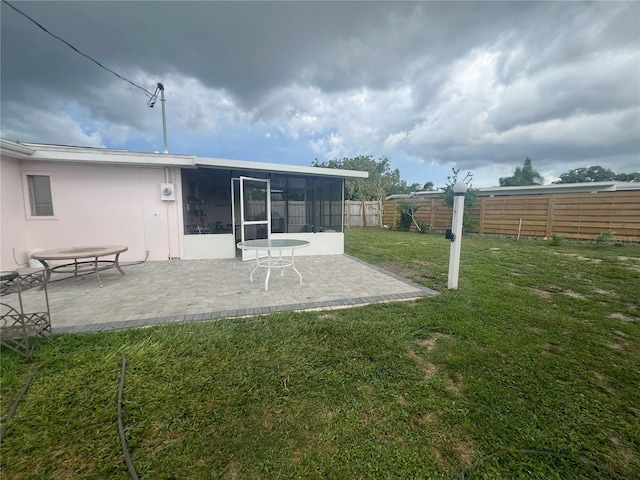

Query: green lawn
[1,229,639,479]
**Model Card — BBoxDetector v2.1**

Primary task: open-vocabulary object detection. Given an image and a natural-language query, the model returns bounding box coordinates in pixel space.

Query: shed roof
[1,138,368,179]
[387,181,640,200]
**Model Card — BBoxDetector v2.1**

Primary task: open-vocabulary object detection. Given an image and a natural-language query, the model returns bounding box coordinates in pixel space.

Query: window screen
[27,175,54,216]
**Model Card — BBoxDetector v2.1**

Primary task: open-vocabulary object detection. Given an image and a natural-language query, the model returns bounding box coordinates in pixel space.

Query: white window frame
[22,172,57,220]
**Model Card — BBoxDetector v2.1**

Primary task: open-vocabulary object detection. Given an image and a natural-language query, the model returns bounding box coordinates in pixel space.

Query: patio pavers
[16,254,437,334]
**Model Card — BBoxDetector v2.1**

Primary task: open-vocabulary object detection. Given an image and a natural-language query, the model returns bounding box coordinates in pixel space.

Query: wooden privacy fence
[344,200,382,227]
[383,190,640,242]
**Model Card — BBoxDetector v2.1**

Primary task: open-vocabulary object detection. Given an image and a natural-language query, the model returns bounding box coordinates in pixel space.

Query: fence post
[429,199,435,230]
[345,201,350,228]
[545,195,555,238]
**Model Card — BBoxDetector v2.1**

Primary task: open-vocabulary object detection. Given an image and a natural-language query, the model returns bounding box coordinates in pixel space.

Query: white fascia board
[18,143,195,167]
[404,182,640,199]
[479,182,619,196]
[406,190,444,199]
[0,138,36,158]
[196,157,368,178]
[615,182,640,191]
[12,141,368,177]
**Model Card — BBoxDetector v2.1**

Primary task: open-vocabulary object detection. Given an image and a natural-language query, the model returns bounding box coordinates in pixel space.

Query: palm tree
[499,157,543,186]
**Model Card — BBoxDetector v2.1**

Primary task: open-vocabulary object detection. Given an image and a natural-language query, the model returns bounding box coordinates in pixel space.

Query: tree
[423,181,435,191]
[313,155,432,197]
[614,172,640,182]
[387,180,423,196]
[499,157,544,186]
[312,155,401,202]
[396,199,427,232]
[313,155,409,228]
[441,168,479,232]
[553,165,638,183]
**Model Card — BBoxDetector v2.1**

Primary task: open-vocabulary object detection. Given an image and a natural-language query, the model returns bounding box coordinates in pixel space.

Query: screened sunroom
[180,160,366,259]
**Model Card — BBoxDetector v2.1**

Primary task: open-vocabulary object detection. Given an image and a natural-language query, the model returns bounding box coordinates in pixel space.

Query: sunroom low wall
[183,231,344,259]
[384,190,640,242]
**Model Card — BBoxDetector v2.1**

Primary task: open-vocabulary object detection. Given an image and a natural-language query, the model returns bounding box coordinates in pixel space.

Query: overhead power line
[2,0,155,98]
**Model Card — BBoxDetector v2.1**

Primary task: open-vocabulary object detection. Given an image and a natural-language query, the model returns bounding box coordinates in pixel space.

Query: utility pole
[148,83,168,153]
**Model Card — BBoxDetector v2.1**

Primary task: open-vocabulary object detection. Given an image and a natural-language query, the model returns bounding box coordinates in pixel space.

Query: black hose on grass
[0,368,38,444]
[455,448,626,479]
[118,354,139,480]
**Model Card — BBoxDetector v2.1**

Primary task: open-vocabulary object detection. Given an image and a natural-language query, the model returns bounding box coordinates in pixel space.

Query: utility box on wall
[160,183,175,201]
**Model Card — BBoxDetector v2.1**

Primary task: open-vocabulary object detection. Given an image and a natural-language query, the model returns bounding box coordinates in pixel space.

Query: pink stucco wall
[1,157,29,269]
[1,158,183,270]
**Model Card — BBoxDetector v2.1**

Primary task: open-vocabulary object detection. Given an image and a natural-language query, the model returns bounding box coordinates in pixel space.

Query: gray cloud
[1,1,638,184]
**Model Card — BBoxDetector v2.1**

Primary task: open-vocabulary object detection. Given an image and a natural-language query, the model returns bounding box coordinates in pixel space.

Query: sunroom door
[238,176,271,261]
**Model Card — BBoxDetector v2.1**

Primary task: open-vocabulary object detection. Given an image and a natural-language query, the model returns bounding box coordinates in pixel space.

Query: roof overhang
[387,181,640,200]
[1,139,368,179]
[475,182,635,196]
[195,157,368,178]
[14,141,195,167]
[0,138,36,159]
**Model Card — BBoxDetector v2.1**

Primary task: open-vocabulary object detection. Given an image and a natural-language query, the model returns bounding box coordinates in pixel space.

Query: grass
[1,229,639,479]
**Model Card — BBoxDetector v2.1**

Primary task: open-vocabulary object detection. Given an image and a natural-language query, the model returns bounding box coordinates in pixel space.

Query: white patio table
[236,239,310,291]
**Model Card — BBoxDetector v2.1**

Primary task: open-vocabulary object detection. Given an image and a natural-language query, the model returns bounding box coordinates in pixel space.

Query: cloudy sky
[2,1,639,188]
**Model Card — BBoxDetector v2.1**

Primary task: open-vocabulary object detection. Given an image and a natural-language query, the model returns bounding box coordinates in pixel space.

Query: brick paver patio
[16,255,437,334]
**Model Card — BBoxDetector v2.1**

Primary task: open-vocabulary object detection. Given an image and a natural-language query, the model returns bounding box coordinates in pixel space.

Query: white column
[447,182,467,289]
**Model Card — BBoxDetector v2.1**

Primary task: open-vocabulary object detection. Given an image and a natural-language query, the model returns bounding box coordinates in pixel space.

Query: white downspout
[165,167,173,259]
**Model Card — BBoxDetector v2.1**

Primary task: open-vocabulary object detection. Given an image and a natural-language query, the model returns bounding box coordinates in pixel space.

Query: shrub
[549,233,564,246]
[396,201,413,231]
[441,168,478,234]
[396,199,428,232]
[416,221,430,233]
[595,230,615,246]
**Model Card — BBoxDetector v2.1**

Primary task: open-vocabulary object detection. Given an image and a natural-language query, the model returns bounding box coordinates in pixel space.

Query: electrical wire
[2,0,154,99]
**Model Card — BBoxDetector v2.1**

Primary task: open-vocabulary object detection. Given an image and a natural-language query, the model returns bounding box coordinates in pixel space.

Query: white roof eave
[0,138,37,158]
[403,181,640,199]
[7,140,368,178]
[195,156,368,179]
[478,182,624,196]
[18,143,195,167]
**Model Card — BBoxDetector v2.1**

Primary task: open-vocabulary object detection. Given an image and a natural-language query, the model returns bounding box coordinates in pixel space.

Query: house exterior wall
[1,141,364,268]
[1,157,184,269]
[1,157,29,269]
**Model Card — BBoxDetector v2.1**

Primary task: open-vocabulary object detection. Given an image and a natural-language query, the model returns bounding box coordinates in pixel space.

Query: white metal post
[447,182,467,289]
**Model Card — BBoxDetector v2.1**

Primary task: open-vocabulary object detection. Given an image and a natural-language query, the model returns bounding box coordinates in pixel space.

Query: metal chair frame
[1,271,52,359]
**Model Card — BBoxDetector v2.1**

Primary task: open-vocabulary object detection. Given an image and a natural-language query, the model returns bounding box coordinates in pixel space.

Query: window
[24,174,54,217]
[312,177,343,232]
[179,168,344,235]
[283,176,343,233]
[287,177,308,231]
